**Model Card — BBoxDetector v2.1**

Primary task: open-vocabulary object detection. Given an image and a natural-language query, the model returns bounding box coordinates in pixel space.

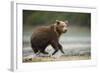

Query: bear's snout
[62,26,68,33]
[62,29,67,33]
[63,29,67,33]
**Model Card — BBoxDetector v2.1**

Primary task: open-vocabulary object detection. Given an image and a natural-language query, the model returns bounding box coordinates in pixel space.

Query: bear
[30,20,69,55]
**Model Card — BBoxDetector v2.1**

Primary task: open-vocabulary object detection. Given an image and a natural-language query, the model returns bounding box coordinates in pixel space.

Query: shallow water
[23,26,91,59]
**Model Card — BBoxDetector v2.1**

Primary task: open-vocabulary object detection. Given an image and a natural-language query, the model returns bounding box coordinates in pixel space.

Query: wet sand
[23,55,91,62]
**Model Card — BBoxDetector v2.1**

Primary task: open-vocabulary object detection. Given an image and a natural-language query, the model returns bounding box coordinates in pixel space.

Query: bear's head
[53,20,69,35]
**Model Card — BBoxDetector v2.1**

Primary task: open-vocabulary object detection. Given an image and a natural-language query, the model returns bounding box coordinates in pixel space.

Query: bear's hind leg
[40,49,48,54]
[32,48,38,54]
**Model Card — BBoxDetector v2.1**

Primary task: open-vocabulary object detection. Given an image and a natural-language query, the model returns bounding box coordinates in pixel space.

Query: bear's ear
[50,22,57,32]
[65,20,68,24]
[56,20,60,25]
[65,20,69,26]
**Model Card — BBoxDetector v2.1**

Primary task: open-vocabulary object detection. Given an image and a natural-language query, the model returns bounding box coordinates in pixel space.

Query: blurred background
[23,10,91,61]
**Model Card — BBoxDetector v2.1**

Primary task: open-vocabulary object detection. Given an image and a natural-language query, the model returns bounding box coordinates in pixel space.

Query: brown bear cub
[31,20,69,55]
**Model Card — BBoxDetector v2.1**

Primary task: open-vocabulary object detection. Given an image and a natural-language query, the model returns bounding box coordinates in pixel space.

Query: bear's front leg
[58,43,65,54]
[51,40,65,55]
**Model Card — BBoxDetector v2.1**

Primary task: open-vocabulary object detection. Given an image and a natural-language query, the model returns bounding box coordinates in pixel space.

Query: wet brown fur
[31,20,68,55]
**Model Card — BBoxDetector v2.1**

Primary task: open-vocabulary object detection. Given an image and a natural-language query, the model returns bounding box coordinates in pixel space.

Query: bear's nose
[63,29,67,33]
[65,29,67,32]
